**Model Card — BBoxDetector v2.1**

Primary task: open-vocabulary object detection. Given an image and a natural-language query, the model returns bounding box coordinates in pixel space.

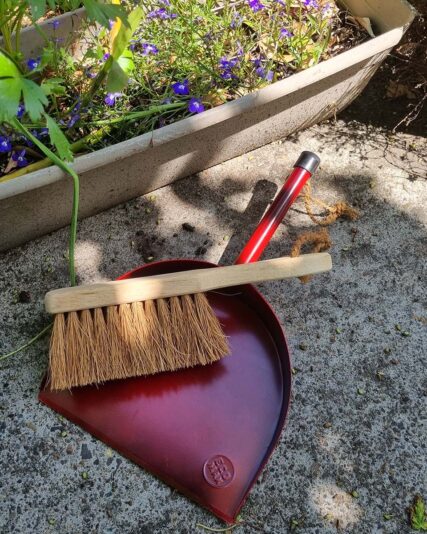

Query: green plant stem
[0,323,52,362]
[2,103,186,182]
[14,11,24,54]
[89,102,185,125]
[77,56,112,113]
[0,20,13,56]
[10,117,79,287]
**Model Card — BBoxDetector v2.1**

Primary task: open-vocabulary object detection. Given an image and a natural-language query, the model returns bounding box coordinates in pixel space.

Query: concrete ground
[1,111,426,531]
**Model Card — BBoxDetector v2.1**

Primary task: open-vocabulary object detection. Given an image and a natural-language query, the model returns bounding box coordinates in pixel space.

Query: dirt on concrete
[341,0,426,137]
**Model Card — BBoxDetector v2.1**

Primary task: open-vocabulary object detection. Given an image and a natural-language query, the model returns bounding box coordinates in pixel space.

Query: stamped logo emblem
[203,455,235,488]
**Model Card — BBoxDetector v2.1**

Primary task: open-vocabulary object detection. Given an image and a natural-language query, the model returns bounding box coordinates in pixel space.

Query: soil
[340,0,427,137]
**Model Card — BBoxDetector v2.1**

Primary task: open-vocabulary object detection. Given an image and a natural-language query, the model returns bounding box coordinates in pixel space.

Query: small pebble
[195,246,207,256]
[299,342,308,351]
[81,444,92,460]
[18,290,31,303]
[182,223,195,232]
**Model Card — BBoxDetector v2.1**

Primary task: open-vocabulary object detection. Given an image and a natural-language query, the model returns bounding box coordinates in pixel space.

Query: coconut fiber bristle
[48,293,229,391]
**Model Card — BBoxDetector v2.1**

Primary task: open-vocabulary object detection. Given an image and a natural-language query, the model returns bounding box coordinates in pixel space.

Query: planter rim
[0,5,414,201]
[10,6,87,39]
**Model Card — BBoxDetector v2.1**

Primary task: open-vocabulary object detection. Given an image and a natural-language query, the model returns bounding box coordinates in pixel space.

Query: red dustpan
[39,152,320,523]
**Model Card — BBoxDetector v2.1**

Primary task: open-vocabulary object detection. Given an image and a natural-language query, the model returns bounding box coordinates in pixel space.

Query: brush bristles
[48,293,229,390]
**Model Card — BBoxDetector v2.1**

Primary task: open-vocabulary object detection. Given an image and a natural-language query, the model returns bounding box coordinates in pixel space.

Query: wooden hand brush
[45,253,331,390]
[45,151,323,390]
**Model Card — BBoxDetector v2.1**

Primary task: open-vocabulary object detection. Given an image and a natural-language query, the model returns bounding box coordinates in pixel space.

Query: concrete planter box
[0,7,87,60]
[0,0,415,251]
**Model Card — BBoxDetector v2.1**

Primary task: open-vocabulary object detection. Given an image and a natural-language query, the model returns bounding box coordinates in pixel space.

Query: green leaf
[0,79,21,122]
[45,114,73,162]
[83,0,129,29]
[111,7,143,60]
[27,0,47,21]
[0,50,48,121]
[410,495,427,531]
[21,79,48,121]
[0,49,22,77]
[41,78,66,96]
[41,43,55,67]
[106,59,129,93]
[117,49,135,75]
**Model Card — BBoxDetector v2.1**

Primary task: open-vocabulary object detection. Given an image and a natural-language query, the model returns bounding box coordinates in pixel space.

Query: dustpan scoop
[39,151,321,523]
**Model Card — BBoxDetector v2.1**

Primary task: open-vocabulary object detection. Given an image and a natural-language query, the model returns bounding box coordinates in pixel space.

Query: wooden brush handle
[45,253,332,314]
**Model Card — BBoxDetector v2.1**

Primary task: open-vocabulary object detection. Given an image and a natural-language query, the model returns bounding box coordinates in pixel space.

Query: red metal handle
[235,151,320,265]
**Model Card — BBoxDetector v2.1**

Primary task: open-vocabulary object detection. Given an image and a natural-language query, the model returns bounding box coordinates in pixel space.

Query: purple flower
[104,92,122,106]
[16,104,25,119]
[147,7,177,19]
[303,0,319,8]
[236,44,244,57]
[48,19,60,30]
[67,114,80,128]
[219,56,240,80]
[188,98,205,114]
[12,150,28,168]
[322,3,335,18]
[266,70,274,82]
[103,53,111,61]
[172,79,189,95]
[52,37,64,45]
[33,128,49,139]
[248,0,265,12]
[230,12,243,28]
[219,57,239,70]
[142,43,159,55]
[129,38,140,51]
[280,28,293,38]
[85,66,97,78]
[108,19,115,29]
[0,136,11,153]
[26,57,41,70]
[256,66,265,78]
[220,71,234,80]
